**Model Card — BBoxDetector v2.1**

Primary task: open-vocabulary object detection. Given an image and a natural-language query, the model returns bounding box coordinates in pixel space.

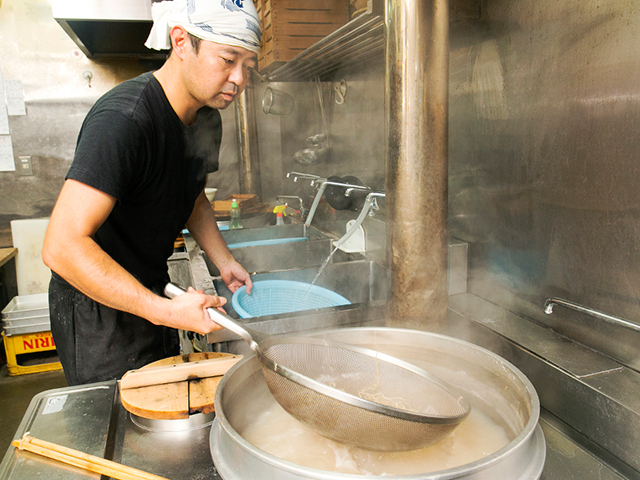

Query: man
[42,0,260,386]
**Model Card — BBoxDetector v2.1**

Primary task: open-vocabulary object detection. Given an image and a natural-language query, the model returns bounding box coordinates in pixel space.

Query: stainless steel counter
[0,382,220,480]
[539,411,628,480]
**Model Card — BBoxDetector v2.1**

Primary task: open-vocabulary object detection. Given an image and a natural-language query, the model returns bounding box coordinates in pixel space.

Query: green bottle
[229,199,243,229]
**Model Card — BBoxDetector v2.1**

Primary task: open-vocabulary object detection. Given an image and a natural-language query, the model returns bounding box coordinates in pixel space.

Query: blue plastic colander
[231,280,351,318]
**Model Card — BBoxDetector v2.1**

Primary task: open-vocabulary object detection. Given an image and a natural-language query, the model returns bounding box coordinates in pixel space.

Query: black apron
[49,272,180,386]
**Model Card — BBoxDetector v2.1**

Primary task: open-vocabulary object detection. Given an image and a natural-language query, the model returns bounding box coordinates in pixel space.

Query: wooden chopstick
[12,434,170,480]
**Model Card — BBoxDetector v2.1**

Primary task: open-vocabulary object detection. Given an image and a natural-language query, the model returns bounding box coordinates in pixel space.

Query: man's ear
[169,25,189,59]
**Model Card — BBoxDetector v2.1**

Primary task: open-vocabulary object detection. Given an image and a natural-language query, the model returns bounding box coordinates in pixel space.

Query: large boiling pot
[211,327,546,479]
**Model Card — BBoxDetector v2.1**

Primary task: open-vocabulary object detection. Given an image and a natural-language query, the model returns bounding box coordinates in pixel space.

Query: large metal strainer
[165,283,470,451]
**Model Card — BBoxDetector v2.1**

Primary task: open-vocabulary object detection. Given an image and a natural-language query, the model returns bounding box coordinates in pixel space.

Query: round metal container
[130,411,215,433]
[211,327,546,479]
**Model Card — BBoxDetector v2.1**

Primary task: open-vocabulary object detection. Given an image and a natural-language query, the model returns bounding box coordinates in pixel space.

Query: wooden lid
[120,352,242,420]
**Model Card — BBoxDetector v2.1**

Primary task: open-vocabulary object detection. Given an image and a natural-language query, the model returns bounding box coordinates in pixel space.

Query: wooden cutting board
[212,194,259,214]
[120,352,242,420]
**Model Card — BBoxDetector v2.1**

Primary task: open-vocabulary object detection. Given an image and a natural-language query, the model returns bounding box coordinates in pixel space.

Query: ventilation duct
[52,0,166,58]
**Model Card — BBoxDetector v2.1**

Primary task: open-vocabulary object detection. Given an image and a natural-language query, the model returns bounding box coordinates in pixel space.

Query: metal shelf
[261,0,483,82]
[265,3,384,82]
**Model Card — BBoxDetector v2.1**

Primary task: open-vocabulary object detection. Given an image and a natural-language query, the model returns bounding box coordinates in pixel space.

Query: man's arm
[42,179,224,334]
[186,191,253,294]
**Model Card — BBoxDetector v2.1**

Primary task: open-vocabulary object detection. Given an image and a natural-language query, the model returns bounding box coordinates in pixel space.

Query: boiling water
[241,401,510,476]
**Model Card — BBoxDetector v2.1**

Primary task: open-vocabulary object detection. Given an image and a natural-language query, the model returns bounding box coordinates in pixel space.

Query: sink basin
[213,260,387,320]
[207,225,354,275]
[220,224,328,244]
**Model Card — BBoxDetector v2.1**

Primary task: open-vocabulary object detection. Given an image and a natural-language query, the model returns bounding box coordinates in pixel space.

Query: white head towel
[145,0,261,54]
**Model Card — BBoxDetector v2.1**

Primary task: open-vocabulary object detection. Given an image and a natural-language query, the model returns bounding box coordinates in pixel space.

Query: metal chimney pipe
[235,83,262,196]
[385,0,449,325]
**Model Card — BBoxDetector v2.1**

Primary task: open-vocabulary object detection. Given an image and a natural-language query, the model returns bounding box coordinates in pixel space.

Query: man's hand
[165,287,227,334]
[219,260,253,294]
[185,191,252,294]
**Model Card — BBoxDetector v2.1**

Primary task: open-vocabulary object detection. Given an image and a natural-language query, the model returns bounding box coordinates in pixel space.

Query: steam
[184,107,223,185]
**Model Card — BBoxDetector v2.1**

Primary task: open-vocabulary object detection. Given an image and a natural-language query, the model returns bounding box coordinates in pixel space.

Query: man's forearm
[44,233,224,334]
[186,193,252,294]
[45,233,169,324]
[186,193,236,270]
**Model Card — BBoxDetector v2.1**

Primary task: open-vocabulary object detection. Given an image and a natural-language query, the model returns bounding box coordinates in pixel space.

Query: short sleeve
[67,110,147,201]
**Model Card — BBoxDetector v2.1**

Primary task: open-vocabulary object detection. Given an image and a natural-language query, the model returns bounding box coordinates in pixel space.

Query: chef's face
[182,34,257,110]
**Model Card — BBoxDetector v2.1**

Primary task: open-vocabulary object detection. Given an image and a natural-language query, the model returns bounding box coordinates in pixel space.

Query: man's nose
[229,63,248,87]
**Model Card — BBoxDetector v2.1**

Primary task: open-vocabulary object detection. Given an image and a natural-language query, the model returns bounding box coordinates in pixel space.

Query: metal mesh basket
[232,280,351,318]
[259,338,469,451]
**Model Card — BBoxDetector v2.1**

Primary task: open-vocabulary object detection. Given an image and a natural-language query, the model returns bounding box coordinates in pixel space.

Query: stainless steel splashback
[255,0,640,371]
[448,0,640,370]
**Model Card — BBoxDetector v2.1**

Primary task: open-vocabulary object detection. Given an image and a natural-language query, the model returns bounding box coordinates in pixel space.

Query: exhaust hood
[52,0,166,58]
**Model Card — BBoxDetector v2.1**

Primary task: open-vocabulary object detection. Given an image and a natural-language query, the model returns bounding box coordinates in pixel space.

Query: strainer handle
[163,283,262,350]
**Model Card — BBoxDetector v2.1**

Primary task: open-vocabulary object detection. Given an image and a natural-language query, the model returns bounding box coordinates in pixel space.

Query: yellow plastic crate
[2,331,62,376]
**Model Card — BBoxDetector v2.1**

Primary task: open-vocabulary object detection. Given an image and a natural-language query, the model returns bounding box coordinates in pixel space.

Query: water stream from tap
[305,246,339,297]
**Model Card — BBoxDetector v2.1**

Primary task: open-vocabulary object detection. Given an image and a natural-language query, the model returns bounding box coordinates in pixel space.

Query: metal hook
[83,70,93,88]
[334,79,347,104]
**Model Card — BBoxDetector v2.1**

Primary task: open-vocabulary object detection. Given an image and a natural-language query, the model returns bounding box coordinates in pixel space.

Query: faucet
[334,192,385,251]
[276,195,306,217]
[286,172,322,183]
[285,172,326,228]
[304,179,370,228]
[345,186,377,213]
[544,297,640,333]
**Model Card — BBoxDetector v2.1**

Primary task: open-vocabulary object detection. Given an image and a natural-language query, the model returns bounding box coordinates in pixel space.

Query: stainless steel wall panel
[257,71,386,210]
[448,294,624,378]
[448,240,469,295]
[448,0,640,370]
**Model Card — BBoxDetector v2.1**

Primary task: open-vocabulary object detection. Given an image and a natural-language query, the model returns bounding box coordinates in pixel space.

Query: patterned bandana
[145,0,261,54]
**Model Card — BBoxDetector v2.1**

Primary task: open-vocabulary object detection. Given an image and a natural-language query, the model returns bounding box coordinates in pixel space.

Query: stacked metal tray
[1,293,50,336]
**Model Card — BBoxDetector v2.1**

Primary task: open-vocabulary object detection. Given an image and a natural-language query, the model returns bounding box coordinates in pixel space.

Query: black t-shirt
[66,72,222,288]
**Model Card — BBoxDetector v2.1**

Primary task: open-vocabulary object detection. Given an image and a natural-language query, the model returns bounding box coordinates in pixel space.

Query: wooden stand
[119,352,242,420]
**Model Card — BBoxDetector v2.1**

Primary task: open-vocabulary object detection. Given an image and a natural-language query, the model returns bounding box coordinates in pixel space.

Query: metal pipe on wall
[385,0,449,325]
[235,83,262,196]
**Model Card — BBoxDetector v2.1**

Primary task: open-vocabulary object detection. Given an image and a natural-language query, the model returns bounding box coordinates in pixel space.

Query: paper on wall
[0,68,7,134]
[4,79,26,116]
[0,105,8,135]
[0,136,16,171]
